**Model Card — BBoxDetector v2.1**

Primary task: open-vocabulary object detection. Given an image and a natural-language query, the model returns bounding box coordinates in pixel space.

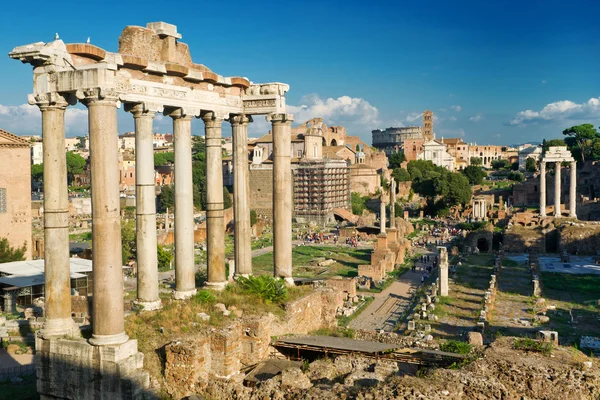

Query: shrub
[236,275,288,303]
[513,338,552,355]
[191,289,216,305]
[440,340,472,355]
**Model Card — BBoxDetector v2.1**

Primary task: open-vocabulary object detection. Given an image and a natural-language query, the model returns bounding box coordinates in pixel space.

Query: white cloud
[404,112,423,123]
[448,116,457,121]
[541,80,547,85]
[469,114,483,122]
[510,97,600,126]
[287,94,379,128]
[450,105,462,112]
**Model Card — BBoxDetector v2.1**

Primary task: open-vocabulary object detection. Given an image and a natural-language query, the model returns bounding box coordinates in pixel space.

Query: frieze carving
[244,99,277,108]
[245,83,289,96]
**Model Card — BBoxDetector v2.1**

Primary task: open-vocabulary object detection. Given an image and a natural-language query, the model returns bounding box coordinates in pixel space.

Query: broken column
[438,246,449,296]
[203,111,227,289]
[268,113,294,285]
[168,108,197,299]
[230,114,252,277]
[129,103,161,310]
[35,93,76,337]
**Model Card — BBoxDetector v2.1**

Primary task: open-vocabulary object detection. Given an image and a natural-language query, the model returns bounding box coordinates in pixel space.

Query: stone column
[380,192,386,234]
[202,111,227,289]
[166,108,197,299]
[36,93,76,337]
[230,114,252,277]
[438,246,449,296]
[128,103,162,310]
[268,113,294,285]
[554,162,561,218]
[540,161,546,217]
[390,179,396,229]
[569,161,577,218]
[82,88,128,346]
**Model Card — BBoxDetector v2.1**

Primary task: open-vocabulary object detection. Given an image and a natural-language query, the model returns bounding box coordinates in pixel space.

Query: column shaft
[268,113,294,284]
[131,105,161,309]
[203,112,226,287]
[231,115,252,276]
[38,95,75,337]
[85,90,128,345]
[554,162,561,218]
[390,179,396,229]
[170,111,196,298]
[569,161,577,218]
[380,194,386,234]
[540,162,546,217]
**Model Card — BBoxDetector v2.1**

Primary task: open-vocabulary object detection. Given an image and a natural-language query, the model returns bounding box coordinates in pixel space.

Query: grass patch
[513,337,552,355]
[0,373,37,400]
[541,272,600,304]
[311,327,356,338]
[502,259,518,267]
[440,340,472,355]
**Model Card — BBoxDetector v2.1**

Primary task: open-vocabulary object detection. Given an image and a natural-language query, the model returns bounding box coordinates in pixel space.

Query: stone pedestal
[36,336,149,400]
[377,233,388,250]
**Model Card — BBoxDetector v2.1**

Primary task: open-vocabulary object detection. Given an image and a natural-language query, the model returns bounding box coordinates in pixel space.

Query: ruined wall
[463,227,494,253]
[249,168,274,219]
[503,225,545,253]
[558,221,600,254]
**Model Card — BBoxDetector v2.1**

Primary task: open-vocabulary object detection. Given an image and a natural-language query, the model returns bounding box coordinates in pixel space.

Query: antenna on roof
[54,33,59,41]
[86,37,90,44]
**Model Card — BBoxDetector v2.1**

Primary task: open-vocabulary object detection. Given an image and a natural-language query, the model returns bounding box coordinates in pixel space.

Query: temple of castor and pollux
[8,21,297,398]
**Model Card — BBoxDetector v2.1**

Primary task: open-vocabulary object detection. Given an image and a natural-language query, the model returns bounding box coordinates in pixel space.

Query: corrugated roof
[0,258,94,288]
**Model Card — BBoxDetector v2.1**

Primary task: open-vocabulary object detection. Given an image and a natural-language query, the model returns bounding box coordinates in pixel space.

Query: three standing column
[268,113,294,285]
[36,93,76,338]
[540,161,546,217]
[202,111,227,288]
[554,162,562,218]
[82,88,128,346]
[569,161,577,218]
[128,103,162,310]
[230,115,252,277]
[166,108,197,299]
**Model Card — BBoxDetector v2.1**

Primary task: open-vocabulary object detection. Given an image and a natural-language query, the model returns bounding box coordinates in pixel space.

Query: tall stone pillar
[268,113,294,285]
[380,192,386,234]
[438,246,449,296]
[540,161,546,217]
[128,103,162,310]
[390,179,396,229]
[554,162,561,218]
[202,111,227,289]
[36,93,76,337]
[569,161,577,218]
[230,114,252,277]
[166,108,197,299]
[83,88,128,346]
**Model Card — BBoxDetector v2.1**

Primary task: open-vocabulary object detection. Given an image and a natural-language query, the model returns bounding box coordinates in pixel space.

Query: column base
[283,277,295,287]
[36,336,149,400]
[89,331,129,346]
[569,213,577,219]
[172,288,197,300]
[204,281,227,291]
[39,318,79,339]
[234,273,250,279]
[133,298,162,311]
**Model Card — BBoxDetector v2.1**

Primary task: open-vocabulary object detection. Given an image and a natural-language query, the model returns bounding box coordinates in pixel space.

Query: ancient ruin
[9,21,294,399]
[540,146,576,218]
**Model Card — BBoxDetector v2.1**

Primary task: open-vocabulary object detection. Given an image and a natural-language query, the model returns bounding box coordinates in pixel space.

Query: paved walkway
[349,267,423,332]
[0,348,33,370]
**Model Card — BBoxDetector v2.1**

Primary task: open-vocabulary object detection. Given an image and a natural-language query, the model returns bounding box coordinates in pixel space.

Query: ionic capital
[201,110,228,126]
[266,113,294,125]
[125,102,163,118]
[29,92,71,110]
[228,114,253,126]
[164,107,198,120]
[77,87,120,107]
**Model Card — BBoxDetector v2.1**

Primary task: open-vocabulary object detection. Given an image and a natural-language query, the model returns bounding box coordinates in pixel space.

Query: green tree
[223,187,232,209]
[158,185,174,212]
[507,171,524,182]
[0,238,26,263]
[192,136,206,162]
[31,163,44,187]
[351,192,369,215]
[510,161,519,171]
[154,152,175,168]
[250,210,258,226]
[444,173,472,206]
[157,244,172,271]
[542,138,565,152]
[391,167,411,182]
[388,151,406,168]
[470,157,482,166]
[66,151,86,184]
[525,157,537,172]
[121,220,136,265]
[562,124,599,163]
[491,159,509,170]
[461,165,485,185]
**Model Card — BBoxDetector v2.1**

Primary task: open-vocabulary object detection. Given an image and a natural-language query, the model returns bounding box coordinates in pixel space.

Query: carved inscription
[244,99,277,108]
[153,87,186,99]
[116,81,148,94]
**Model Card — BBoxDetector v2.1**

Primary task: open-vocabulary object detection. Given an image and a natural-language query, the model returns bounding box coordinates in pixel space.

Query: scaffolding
[293,159,350,225]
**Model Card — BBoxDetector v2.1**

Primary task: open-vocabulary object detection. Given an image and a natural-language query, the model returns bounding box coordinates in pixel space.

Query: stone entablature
[10,22,287,118]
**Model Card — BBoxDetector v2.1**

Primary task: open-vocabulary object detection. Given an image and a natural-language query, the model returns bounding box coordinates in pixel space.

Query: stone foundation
[35,336,149,400]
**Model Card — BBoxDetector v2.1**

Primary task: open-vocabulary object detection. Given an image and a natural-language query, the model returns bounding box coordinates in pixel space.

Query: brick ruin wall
[163,288,343,398]
[558,222,600,254]
[249,168,274,219]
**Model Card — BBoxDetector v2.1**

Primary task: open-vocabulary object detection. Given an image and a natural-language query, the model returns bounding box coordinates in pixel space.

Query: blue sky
[1,0,599,145]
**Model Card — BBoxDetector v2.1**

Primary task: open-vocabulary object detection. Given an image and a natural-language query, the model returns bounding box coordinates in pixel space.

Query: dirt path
[349,266,423,332]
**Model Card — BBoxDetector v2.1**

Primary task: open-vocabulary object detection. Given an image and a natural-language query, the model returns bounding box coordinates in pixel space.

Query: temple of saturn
[539,146,577,219]
[9,22,295,398]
